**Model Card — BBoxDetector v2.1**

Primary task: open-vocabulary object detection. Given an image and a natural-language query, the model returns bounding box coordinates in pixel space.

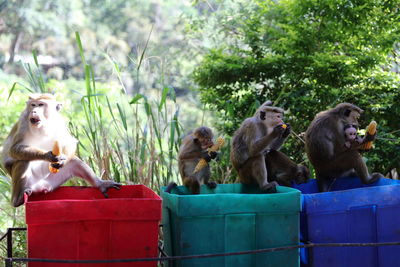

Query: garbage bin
[294,177,400,267]
[26,185,162,267]
[161,183,301,267]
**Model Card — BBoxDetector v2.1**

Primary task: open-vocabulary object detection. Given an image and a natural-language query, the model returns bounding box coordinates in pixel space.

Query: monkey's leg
[10,161,30,207]
[199,167,217,189]
[316,172,335,192]
[317,151,382,191]
[34,157,120,197]
[183,177,201,194]
[265,151,294,186]
[316,151,360,192]
[68,157,121,196]
[251,155,278,192]
[332,151,383,184]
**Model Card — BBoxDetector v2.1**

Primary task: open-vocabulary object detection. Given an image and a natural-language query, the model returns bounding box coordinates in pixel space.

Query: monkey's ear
[260,111,266,120]
[263,100,273,106]
[344,109,351,117]
[56,103,63,111]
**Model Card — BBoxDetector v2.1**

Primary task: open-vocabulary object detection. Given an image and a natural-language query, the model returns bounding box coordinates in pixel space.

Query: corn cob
[193,137,225,174]
[49,141,61,173]
[361,121,377,150]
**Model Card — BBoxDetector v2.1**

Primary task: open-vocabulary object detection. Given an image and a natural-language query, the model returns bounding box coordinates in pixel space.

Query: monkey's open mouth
[30,118,41,124]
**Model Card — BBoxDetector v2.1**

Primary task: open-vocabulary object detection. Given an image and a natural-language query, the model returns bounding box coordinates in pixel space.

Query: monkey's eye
[38,103,44,107]
[31,103,36,107]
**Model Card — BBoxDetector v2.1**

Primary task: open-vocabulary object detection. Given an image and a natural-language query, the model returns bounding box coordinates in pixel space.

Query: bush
[193,0,400,175]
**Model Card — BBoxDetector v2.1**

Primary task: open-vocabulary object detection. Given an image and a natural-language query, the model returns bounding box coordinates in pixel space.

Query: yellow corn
[193,158,208,173]
[282,124,287,129]
[49,141,61,173]
[193,137,225,174]
[209,137,225,152]
[361,121,377,150]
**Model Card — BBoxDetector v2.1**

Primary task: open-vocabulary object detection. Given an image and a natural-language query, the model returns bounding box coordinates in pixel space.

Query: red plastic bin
[25,185,162,267]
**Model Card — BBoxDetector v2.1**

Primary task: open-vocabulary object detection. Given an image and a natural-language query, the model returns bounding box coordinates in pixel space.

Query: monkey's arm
[269,124,291,151]
[249,125,284,156]
[178,141,205,160]
[10,143,57,162]
[179,150,203,160]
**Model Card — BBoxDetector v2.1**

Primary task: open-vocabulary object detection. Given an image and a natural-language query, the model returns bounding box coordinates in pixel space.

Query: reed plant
[71,32,183,191]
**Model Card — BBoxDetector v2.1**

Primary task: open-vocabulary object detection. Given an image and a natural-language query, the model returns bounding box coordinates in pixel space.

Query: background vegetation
[0,0,399,263]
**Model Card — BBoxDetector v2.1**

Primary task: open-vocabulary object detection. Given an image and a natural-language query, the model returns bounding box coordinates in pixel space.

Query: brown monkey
[1,94,121,207]
[305,103,383,192]
[178,126,218,194]
[230,101,290,191]
[265,150,310,187]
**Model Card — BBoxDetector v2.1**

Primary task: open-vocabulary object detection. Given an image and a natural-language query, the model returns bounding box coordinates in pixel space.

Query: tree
[193,0,400,174]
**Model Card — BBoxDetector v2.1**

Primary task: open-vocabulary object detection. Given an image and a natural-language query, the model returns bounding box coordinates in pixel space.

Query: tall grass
[72,32,182,191]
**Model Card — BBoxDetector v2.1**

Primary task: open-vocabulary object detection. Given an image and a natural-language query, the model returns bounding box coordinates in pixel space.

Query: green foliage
[0,30,217,260]
[193,0,400,174]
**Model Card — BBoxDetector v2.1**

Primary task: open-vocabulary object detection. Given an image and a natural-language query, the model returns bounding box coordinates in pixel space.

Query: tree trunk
[8,31,22,63]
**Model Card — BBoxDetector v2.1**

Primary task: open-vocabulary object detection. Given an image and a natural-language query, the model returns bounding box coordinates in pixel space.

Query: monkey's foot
[24,188,33,196]
[31,180,54,194]
[98,180,121,198]
[365,173,384,184]
[261,181,278,193]
[206,181,217,189]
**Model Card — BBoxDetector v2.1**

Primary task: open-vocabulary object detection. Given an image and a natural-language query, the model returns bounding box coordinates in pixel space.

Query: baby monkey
[344,124,363,149]
[177,126,218,194]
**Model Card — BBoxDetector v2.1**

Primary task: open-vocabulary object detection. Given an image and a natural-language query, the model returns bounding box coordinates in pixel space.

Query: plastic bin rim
[161,184,301,197]
[301,183,400,195]
[26,185,162,203]
[163,191,299,198]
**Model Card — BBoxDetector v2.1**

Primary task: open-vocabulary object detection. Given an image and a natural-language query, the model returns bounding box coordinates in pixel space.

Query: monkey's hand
[363,132,376,143]
[98,180,122,198]
[282,123,291,138]
[209,151,218,160]
[272,124,286,137]
[201,151,212,162]
[50,157,67,169]
[44,151,66,163]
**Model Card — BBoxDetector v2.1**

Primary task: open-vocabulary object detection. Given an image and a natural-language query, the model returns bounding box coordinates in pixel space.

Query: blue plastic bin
[294,177,400,267]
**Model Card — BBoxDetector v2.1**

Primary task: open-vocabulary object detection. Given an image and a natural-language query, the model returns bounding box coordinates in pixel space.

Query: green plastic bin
[161,184,301,267]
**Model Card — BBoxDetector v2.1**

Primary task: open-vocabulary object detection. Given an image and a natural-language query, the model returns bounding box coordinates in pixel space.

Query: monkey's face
[263,111,284,128]
[198,136,214,150]
[27,99,60,129]
[345,127,357,141]
[345,110,361,126]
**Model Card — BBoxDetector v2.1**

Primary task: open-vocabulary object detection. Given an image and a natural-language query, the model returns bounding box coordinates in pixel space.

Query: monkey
[265,150,310,187]
[1,93,121,207]
[177,126,218,194]
[343,124,363,149]
[305,103,383,192]
[230,101,291,191]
